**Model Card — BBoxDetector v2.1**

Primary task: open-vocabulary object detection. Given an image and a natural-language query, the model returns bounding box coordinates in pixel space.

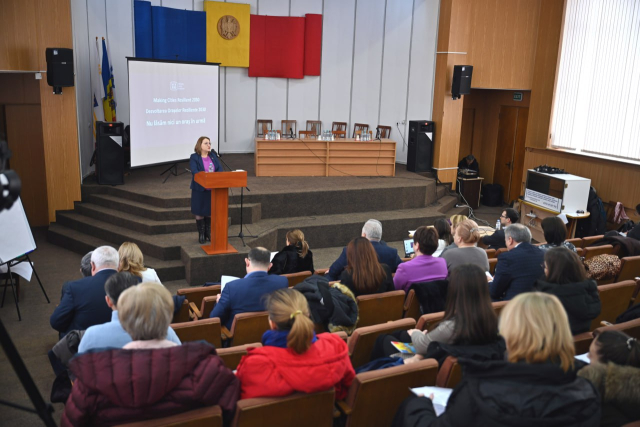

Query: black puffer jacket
[393,359,600,427]
[534,279,601,335]
[424,337,506,367]
[294,275,358,333]
[268,244,314,275]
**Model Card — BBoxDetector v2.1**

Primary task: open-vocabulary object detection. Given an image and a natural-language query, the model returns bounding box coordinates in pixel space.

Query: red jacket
[62,342,240,426]
[236,333,355,399]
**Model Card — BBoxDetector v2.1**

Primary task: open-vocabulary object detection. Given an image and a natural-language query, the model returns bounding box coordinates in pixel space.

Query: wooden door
[459,108,475,161]
[493,106,529,204]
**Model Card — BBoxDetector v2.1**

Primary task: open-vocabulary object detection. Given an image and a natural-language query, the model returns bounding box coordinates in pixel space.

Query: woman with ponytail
[269,229,314,275]
[236,288,354,399]
[579,330,640,426]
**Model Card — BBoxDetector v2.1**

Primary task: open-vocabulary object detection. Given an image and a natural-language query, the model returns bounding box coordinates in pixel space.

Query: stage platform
[48,154,464,285]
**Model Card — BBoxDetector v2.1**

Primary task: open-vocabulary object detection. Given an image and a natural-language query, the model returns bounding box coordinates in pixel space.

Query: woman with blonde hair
[440,214,468,255]
[269,229,314,275]
[441,219,489,272]
[62,282,240,426]
[393,292,600,426]
[236,288,354,399]
[118,242,161,283]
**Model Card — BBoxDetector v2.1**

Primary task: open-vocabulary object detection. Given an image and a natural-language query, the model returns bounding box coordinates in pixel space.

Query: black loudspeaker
[45,48,74,94]
[407,120,435,173]
[452,65,473,100]
[96,122,124,185]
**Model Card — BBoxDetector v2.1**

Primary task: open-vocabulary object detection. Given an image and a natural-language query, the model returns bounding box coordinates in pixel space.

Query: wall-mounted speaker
[452,65,473,100]
[407,120,435,173]
[45,48,74,94]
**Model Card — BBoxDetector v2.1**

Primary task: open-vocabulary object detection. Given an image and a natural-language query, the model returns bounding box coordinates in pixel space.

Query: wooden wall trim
[0,0,40,71]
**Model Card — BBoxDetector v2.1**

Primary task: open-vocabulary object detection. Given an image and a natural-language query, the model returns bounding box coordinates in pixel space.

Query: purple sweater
[393,255,448,292]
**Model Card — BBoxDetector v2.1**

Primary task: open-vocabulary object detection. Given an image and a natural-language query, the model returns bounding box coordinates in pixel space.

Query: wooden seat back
[573,331,594,355]
[177,286,221,313]
[298,130,316,139]
[489,258,498,275]
[232,390,335,427]
[217,343,262,370]
[172,299,191,323]
[227,311,271,346]
[170,317,222,348]
[116,405,223,427]
[281,120,297,138]
[566,238,582,248]
[306,120,322,134]
[283,271,312,288]
[582,235,605,248]
[332,130,346,138]
[356,290,406,328]
[332,121,347,132]
[377,125,391,139]
[485,248,496,259]
[257,119,272,137]
[616,256,640,282]
[590,281,637,330]
[495,248,508,258]
[403,289,421,322]
[416,311,445,332]
[347,318,416,369]
[436,356,462,388]
[583,244,614,260]
[593,317,640,340]
[338,359,438,427]
[492,301,509,318]
[314,268,328,276]
[352,123,369,138]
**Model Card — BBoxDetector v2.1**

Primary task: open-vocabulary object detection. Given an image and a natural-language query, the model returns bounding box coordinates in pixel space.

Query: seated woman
[441,219,489,272]
[579,330,640,427]
[440,215,467,255]
[236,288,355,399]
[338,237,394,297]
[371,264,499,362]
[118,241,161,283]
[626,203,640,240]
[394,292,600,426]
[534,247,600,335]
[538,216,578,252]
[433,218,453,257]
[394,227,447,292]
[62,282,239,426]
[269,229,314,275]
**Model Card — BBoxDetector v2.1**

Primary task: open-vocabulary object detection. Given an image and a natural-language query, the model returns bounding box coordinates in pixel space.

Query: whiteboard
[0,198,37,264]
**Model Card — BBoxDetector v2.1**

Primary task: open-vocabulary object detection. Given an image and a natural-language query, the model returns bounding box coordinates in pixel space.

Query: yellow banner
[204,1,250,68]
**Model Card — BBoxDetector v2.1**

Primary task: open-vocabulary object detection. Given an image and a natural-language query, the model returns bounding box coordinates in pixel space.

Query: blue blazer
[189,152,223,192]
[209,271,288,329]
[490,242,545,301]
[50,269,117,337]
[326,240,403,281]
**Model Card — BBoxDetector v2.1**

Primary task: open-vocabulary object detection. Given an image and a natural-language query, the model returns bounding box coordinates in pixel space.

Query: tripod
[160,162,187,184]
[215,154,257,247]
[1,253,50,321]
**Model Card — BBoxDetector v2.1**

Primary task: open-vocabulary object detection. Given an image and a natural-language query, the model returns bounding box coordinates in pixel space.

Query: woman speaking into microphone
[190,136,222,243]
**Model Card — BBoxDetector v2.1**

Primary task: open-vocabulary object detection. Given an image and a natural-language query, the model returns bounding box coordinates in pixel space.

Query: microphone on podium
[290,127,294,139]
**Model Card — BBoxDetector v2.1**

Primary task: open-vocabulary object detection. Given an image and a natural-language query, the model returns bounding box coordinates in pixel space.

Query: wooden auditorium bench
[356,290,406,328]
[348,318,416,369]
[222,311,270,346]
[170,317,222,348]
[217,343,262,370]
[590,281,637,330]
[116,405,223,427]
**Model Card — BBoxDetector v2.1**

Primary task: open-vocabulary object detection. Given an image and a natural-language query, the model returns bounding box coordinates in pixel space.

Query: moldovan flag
[204,1,250,67]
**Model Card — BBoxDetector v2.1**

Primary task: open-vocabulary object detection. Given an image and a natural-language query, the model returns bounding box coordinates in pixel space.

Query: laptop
[403,239,415,258]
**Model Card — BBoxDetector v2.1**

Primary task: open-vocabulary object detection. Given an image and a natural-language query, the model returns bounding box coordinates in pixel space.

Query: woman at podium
[190,136,222,244]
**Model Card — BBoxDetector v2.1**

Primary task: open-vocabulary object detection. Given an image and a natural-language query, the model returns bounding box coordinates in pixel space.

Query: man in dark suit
[489,224,544,301]
[482,208,519,250]
[50,246,119,338]
[326,219,402,281]
[210,247,288,329]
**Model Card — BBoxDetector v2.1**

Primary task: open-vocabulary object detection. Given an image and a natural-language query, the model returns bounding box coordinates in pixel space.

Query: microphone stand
[375,127,381,141]
[214,151,257,246]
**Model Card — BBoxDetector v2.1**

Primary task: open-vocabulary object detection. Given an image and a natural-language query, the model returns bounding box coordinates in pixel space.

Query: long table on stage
[254,138,396,177]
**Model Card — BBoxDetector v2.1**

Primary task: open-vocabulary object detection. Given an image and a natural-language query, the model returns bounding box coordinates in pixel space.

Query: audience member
[626,203,640,240]
[393,292,600,426]
[210,247,288,329]
[326,219,402,281]
[236,288,354,399]
[482,208,519,249]
[78,273,181,353]
[118,241,161,283]
[372,264,499,362]
[80,251,92,277]
[50,246,118,338]
[538,216,578,252]
[269,229,314,275]
[489,224,544,301]
[579,330,640,427]
[440,215,468,255]
[62,282,239,426]
[338,237,394,297]
[433,218,452,257]
[534,247,600,335]
[457,154,479,174]
[394,226,447,292]
[441,219,489,272]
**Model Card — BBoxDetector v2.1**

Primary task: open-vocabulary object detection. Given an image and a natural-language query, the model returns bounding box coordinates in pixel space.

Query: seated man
[482,208,519,250]
[457,154,479,174]
[50,246,119,337]
[78,272,181,353]
[326,219,402,281]
[490,224,544,301]
[210,247,288,330]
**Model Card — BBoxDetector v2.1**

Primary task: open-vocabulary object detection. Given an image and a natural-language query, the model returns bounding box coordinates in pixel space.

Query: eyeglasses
[500,215,507,219]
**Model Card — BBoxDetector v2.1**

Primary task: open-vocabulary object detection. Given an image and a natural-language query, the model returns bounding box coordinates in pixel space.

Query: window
[550,0,640,163]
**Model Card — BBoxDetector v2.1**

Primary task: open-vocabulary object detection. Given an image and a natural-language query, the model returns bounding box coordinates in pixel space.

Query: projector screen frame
[126,57,221,169]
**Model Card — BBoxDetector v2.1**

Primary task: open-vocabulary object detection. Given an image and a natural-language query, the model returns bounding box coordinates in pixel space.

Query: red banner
[304,14,322,76]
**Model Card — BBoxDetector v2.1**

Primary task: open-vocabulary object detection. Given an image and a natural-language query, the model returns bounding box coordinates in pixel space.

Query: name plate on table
[524,189,562,212]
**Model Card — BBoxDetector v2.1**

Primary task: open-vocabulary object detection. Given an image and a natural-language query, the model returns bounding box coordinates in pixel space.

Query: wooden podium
[195,171,248,255]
